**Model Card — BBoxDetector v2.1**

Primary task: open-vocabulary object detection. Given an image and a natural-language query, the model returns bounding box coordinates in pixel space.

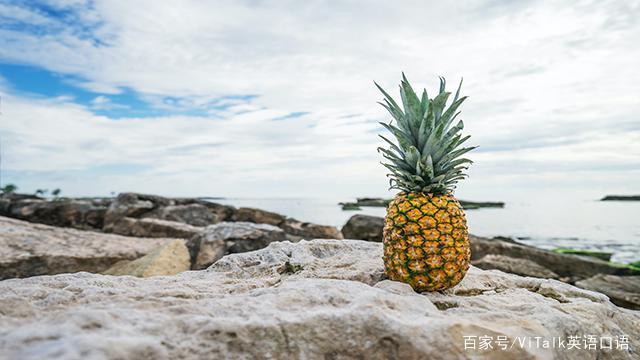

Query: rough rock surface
[186,222,287,269]
[472,254,560,279]
[103,239,190,277]
[0,216,176,279]
[341,214,384,242]
[576,274,640,310]
[0,239,638,359]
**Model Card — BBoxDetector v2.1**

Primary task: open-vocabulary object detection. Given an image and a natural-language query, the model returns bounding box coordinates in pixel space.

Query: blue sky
[0,0,639,199]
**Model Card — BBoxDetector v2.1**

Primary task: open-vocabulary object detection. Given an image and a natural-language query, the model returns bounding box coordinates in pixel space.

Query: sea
[215,197,640,264]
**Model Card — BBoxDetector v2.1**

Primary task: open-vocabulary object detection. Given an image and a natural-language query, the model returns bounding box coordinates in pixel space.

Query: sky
[0,0,639,200]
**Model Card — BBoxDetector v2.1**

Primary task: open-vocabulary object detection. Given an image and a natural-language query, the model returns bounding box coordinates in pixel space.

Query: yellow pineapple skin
[383,192,470,292]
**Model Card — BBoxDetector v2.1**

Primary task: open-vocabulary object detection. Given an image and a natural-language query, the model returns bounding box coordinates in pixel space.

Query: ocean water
[215,197,640,264]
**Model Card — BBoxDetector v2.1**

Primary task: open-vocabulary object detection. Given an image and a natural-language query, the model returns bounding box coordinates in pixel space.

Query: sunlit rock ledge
[1,239,638,359]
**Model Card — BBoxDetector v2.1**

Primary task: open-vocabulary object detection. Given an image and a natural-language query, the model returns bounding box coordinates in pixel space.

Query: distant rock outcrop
[339,197,505,210]
[601,195,640,201]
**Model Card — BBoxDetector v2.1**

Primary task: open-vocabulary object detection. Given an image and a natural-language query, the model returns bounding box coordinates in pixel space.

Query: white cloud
[0,0,638,199]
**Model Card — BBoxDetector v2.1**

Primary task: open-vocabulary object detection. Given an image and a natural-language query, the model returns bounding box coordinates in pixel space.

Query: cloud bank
[0,0,638,199]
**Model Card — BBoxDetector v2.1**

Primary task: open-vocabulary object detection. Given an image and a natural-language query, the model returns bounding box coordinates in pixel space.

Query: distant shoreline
[601,195,640,201]
[339,197,505,210]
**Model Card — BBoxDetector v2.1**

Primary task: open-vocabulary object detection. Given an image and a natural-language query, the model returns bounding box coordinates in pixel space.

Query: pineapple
[376,74,475,292]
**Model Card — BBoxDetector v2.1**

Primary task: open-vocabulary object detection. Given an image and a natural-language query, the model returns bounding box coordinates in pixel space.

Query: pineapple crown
[376,73,476,195]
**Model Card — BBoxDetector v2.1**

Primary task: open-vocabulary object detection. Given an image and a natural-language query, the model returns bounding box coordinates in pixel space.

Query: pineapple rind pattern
[383,192,470,292]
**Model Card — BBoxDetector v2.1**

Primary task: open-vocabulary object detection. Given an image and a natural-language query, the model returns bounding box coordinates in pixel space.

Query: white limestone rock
[0,239,637,359]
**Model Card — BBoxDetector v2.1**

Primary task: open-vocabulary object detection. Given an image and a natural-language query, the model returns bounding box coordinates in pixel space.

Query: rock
[576,274,640,310]
[103,193,158,226]
[142,204,217,227]
[341,214,384,242]
[105,217,202,238]
[129,218,202,238]
[472,254,560,279]
[229,207,341,240]
[280,218,343,239]
[210,239,386,284]
[232,207,285,226]
[0,198,109,230]
[103,239,190,277]
[201,202,236,222]
[0,239,638,359]
[0,216,176,280]
[187,222,287,269]
[470,235,638,281]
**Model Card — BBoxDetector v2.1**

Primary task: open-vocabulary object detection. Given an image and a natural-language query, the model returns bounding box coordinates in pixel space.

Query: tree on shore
[1,183,17,194]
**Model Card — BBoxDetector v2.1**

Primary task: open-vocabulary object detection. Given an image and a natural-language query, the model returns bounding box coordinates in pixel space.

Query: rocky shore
[1,192,638,358]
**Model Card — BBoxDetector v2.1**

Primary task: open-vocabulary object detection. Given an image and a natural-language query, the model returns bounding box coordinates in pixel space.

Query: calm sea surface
[215,197,640,264]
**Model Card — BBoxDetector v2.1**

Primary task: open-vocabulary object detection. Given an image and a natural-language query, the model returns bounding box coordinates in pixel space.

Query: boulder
[201,202,236,222]
[472,254,560,280]
[232,207,285,226]
[0,216,176,280]
[576,274,640,310]
[103,239,190,277]
[280,218,343,239]
[0,239,638,359]
[142,204,217,227]
[186,222,287,269]
[341,214,384,242]
[103,193,158,227]
[470,235,638,281]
